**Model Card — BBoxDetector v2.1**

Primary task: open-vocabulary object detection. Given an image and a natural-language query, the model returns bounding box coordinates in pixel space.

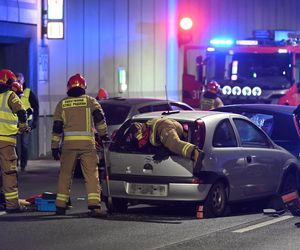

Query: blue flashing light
[210,38,234,47]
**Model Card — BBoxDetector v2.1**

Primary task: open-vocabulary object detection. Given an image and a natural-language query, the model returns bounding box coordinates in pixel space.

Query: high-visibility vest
[21,88,32,120]
[0,91,18,138]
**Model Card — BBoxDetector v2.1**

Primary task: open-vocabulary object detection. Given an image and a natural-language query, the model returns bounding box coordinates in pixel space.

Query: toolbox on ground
[35,198,56,212]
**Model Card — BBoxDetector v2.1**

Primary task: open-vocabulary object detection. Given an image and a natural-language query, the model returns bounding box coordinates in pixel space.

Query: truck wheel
[204,181,227,218]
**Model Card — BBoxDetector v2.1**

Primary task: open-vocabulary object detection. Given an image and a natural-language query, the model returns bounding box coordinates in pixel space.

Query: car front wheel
[204,181,228,218]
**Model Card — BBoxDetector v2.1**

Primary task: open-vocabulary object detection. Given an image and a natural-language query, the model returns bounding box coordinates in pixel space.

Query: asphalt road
[0,160,299,250]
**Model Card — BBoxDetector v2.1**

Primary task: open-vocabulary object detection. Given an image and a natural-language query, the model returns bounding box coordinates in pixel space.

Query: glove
[18,123,30,134]
[52,148,61,161]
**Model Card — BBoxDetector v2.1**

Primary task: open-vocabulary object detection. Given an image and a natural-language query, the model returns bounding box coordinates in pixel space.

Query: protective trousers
[56,148,101,209]
[159,125,195,159]
[0,145,19,209]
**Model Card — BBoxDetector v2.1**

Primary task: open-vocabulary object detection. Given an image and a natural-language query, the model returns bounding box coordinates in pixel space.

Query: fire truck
[182,30,300,108]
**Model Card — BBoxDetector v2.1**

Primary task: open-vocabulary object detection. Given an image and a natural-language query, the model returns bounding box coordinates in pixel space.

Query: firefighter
[0,69,29,213]
[200,80,224,110]
[96,87,109,100]
[51,73,109,217]
[127,117,204,162]
[15,72,39,172]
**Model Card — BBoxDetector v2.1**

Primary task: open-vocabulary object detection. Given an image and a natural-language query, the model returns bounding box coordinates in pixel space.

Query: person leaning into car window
[127,117,205,162]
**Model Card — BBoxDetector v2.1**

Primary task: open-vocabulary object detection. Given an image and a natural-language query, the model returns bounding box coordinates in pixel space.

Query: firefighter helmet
[67,73,87,91]
[207,80,220,94]
[0,69,17,86]
[96,88,109,100]
[11,81,24,95]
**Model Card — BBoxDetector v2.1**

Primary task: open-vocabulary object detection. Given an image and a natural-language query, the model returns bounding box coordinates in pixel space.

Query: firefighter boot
[88,208,106,218]
[55,206,66,215]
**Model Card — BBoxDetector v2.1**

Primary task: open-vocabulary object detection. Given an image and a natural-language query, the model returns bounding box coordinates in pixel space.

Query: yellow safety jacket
[0,91,18,143]
[21,88,32,120]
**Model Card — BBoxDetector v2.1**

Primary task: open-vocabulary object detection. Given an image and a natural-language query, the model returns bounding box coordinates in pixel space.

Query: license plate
[127,183,168,197]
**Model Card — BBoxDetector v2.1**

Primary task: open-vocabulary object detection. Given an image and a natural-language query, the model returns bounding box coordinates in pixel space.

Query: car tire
[103,197,128,213]
[280,171,300,216]
[280,171,298,194]
[204,181,228,218]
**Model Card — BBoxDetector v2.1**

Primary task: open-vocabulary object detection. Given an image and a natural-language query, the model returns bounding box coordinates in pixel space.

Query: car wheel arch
[279,164,300,194]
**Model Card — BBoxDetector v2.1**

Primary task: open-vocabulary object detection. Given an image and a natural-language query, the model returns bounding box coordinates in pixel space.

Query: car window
[152,104,170,112]
[138,106,152,113]
[213,119,237,147]
[240,112,274,136]
[233,118,270,148]
[101,103,130,126]
[170,103,192,110]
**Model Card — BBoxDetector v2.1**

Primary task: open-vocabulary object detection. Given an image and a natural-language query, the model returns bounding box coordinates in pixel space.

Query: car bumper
[101,180,212,202]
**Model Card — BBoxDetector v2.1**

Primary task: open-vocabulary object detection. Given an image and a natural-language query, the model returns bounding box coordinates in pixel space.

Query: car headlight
[252,87,262,96]
[232,86,242,96]
[222,85,231,95]
[242,86,252,96]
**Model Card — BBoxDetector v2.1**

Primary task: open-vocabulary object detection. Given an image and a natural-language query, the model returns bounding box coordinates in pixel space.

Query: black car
[214,104,300,160]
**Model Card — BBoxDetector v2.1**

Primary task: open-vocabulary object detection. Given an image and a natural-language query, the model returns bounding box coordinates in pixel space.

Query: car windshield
[101,103,130,125]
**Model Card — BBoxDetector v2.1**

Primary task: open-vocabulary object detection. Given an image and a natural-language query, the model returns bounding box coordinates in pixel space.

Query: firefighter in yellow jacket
[200,80,224,110]
[0,69,29,213]
[128,118,204,162]
[51,73,109,217]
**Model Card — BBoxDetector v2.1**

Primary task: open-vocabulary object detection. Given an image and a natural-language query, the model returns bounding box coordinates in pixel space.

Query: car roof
[132,110,240,122]
[99,97,192,108]
[215,104,297,115]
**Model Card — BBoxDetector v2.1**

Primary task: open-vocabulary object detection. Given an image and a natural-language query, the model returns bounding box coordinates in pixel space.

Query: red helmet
[207,80,220,94]
[0,69,17,86]
[11,81,24,94]
[97,88,109,100]
[67,73,87,91]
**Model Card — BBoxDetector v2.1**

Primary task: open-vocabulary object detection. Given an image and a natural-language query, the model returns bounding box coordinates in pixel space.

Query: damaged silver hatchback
[101,110,300,217]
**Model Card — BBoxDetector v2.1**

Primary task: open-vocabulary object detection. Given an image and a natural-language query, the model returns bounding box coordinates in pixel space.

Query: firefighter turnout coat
[134,118,197,160]
[51,94,108,210]
[0,90,27,210]
[200,92,224,111]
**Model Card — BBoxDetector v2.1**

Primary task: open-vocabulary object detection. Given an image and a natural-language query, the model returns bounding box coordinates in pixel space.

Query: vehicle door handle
[246,156,252,163]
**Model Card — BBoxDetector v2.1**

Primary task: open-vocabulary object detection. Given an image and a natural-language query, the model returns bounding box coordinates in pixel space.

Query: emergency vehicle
[182,30,300,107]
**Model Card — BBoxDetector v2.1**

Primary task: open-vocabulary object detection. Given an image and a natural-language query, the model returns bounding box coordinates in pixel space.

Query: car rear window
[101,103,130,125]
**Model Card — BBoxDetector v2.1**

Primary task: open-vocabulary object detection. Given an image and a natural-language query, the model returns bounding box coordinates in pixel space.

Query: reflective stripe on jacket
[0,91,18,136]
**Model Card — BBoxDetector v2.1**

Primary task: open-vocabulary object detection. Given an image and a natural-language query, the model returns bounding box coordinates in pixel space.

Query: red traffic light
[179,17,193,31]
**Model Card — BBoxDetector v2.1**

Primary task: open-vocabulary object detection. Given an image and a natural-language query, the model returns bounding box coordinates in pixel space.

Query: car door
[232,118,283,197]
[210,119,246,201]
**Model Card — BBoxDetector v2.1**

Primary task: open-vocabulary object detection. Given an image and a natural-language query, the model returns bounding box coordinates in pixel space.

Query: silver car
[102,110,300,217]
